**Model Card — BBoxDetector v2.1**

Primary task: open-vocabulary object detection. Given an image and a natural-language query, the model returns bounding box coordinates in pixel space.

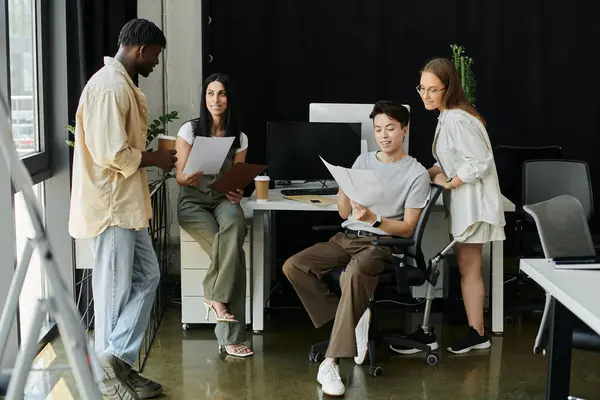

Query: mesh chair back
[523,160,594,220]
[523,195,596,259]
[407,184,444,271]
[494,145,562,208]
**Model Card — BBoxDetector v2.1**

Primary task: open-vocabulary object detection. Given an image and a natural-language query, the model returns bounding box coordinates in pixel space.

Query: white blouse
[432,109,505,236]
[177,121,248,153]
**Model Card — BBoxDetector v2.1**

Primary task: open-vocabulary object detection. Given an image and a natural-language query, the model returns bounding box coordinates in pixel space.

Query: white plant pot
[75,238,94,270]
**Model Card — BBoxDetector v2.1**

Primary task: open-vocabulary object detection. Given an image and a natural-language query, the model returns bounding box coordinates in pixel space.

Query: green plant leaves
[147,111,180,146]
[450,44,477,105]
[66,110,180,149]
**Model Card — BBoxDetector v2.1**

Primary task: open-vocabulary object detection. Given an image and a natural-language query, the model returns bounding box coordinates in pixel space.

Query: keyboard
[280,187,339,196]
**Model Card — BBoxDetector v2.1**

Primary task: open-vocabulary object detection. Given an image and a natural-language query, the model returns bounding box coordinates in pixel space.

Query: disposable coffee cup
[157,135,176,152]
[254,176,270,202]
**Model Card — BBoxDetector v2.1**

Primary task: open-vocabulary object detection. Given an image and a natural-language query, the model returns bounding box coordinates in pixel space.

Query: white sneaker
[317,360,345,397]
[354,308,371,365]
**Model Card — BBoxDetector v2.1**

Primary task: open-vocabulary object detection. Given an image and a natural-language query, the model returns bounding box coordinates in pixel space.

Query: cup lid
[157,134,176,140]
[254,176,270,181]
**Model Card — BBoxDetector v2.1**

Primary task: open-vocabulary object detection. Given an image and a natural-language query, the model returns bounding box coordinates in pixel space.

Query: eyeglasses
[416,85,445,97]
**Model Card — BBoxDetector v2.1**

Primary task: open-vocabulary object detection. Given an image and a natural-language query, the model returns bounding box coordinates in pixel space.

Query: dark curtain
[82,0,138,83]
[67,0,137,116]
[204,0,600,224]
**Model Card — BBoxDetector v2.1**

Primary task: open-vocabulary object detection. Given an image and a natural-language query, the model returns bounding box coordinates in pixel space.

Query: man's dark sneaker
[446,326,491,354]
[130,369,163,399]
[98,353,140,400]
[389,325,439,355]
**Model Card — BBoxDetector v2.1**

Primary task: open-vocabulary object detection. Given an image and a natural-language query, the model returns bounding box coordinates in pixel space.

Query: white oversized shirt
[432,109,506,236]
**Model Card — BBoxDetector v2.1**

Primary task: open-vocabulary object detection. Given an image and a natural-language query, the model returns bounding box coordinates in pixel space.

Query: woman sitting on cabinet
[175,72,252,358]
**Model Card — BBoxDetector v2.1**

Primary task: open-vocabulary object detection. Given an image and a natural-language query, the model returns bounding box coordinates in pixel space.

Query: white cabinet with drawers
[180,226,251,329]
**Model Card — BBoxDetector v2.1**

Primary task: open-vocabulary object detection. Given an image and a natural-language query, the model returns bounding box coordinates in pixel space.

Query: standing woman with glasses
[393,58,505,355]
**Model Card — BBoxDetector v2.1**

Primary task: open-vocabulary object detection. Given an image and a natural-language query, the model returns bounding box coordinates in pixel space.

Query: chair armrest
[371,238,415,247]
[311,225,343,232]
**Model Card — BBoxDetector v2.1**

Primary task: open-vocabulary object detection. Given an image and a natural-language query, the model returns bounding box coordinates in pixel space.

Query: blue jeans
[91,226,161,366]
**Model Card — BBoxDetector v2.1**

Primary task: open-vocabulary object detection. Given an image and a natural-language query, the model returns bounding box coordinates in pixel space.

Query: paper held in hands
[183,136,235,175]
[319,156,383,207]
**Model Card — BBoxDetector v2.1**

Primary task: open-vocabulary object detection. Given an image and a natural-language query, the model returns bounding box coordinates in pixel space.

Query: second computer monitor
[266,121,361,182]
[309,102,410,154]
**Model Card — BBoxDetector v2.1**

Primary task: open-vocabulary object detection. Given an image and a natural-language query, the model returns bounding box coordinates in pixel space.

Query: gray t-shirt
[342,152,431,235]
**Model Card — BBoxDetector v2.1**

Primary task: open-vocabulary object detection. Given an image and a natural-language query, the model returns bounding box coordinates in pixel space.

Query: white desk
[244,184,515,333]
[520,259,600,399]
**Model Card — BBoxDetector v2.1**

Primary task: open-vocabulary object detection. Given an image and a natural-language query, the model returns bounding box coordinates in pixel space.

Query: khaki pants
[282,232,394,358]
[180,200,247,346]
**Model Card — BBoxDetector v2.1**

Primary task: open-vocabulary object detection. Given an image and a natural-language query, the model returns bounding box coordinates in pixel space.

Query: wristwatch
[371,214,382,228]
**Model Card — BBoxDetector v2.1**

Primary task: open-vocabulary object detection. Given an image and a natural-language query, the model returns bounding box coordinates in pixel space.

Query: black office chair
[520,160,600,255]
[507,160,600,320]
[522,195,600,357]
[493,145,563,284]
[493,145,563,209]
[308,184,449,376]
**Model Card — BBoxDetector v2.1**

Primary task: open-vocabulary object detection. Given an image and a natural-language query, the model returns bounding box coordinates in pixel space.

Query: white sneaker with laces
[354,308,371,365]
[317,360,345,397]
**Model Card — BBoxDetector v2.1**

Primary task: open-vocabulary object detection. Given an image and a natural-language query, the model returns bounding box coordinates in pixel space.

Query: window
[8,0,49,178]
[15,182,50,342]
[0,0,73,361]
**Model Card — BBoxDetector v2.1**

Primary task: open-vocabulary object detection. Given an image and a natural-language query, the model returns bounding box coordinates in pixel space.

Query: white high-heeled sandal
[219,344,254,358]
[204,300,237,323]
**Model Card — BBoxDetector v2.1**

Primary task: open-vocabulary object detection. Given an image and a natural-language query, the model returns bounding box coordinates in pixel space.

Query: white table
[244,183,515,333]
[520,259,600,399]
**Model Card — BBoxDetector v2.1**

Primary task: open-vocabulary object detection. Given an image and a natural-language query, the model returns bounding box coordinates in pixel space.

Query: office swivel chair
[493,145,563,287]
[520,160,600,256]
[522,195,600,358]
[493,145,563,208]
[308,184,449,376]
[506,160,600,322]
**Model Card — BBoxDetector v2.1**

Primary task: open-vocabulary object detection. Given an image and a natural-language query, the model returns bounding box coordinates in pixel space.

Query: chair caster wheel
[505,316,514,325]
[182,323,189,331]
[426,352,438,366]
[309,352,322,363]
[369,366,383,377]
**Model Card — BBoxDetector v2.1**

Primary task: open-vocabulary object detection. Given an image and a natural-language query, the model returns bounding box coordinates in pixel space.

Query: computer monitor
[266,121,361,182]
[309,103,410,154]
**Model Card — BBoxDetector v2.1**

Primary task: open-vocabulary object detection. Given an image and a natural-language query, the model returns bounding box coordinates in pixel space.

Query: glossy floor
[22,306,600,400]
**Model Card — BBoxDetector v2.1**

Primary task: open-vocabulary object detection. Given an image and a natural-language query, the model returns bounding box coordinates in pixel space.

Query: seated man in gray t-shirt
[282,101,430,397]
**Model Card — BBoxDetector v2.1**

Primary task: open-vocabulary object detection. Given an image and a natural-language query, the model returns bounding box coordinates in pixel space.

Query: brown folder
[207,163,268,194]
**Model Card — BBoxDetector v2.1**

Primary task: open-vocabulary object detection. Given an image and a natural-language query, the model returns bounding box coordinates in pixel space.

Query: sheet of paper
[319,156,383,207]
[183,136,235,174]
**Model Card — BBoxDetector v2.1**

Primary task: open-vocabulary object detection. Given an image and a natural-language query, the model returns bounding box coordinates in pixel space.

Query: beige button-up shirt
[68,57,152,239]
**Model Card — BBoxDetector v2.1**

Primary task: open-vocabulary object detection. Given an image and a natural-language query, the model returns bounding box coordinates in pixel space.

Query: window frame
[0,0,78,354]
[5,0,52,182]
[0,0,20,368]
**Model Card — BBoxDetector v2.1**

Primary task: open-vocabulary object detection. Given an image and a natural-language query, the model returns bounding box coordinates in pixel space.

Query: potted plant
[66,110,180,152]
[450,44,476,105]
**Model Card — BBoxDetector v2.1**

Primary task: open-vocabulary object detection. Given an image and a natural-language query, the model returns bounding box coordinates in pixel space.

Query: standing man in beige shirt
[68,19,175,400]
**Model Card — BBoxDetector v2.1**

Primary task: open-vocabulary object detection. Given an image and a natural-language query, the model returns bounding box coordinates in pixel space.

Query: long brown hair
[421,58,486,126]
